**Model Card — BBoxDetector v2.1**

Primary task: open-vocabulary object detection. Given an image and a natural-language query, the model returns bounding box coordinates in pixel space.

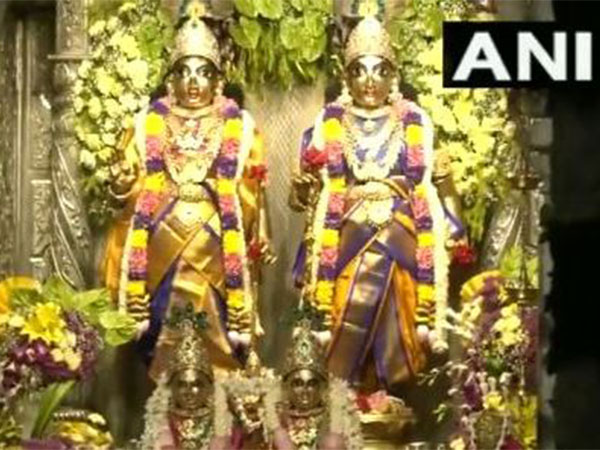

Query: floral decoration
[422,271,538,450]
[389,0,518,242]
[0,276,137,444]
[75,0,174,227]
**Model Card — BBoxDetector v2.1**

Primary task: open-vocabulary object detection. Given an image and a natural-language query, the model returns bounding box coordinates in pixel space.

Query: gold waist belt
[178,183,212,202]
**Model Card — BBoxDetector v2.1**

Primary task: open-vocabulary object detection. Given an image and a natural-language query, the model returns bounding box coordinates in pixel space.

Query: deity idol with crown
[102,1,273,379]
[139,311,237,450]
[274,319,362,450]
[290,11,464,392]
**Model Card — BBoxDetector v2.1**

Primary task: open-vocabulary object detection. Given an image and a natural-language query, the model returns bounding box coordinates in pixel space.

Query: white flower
[106,17,119,33]
[79,149,96,170]
[126,59,149,90]
[77,60,92,79]
[104,98,122,118]
[88,97,102,119]
[118,1,136,15]
[85,133,102,151]
[89,20,106,37]
[95,68,116,96]
[117,34,141,59]
[98,147,114,162]
[73,97,85,113]
[120,93,139,112]
[73,80,84,95]
[96,167,110,183]
[102,133,116,146]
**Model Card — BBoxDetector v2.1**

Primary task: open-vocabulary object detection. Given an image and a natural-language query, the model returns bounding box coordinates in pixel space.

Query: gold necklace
[287,406,327,450]
[170,407,214,450]
[343,111,404,181]
[163,113,224,188]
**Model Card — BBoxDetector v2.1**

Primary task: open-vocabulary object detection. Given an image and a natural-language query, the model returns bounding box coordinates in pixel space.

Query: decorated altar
[0,0,546,448]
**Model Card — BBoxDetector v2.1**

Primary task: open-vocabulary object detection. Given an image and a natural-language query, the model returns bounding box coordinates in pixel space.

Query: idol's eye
[176,65,191,77]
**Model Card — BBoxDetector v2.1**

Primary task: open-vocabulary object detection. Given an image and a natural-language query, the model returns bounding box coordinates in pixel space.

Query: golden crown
[171,0,221,69]
[344,15,396,67]
[169,318,213,380]
[282,319,327,380]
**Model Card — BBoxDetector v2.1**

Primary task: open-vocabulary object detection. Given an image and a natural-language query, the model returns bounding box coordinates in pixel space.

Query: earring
[338,79,352,106]
[215,79,225,101]
[388,77,402,104]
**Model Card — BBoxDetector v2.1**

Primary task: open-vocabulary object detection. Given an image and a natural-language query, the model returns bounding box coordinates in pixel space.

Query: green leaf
[278,56,293,89]
[99,310,137,346]
[10,289,43,310]
[240,17,262,49]
[229,23,253,49]
[31,381,75,438]
[233,0,257,17]
[301,33,326,63]
[304,11,325,37]
[280,17,303,50]
[41,276,76,308]
[256,0,283,19]
[289,0,304,11]
[71,289,111,324]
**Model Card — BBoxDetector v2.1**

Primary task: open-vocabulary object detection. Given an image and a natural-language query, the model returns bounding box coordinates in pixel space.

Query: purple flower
[324,103,345,120]
[325,213,342,229]
[134,213,153,229]
[328,161,346,177]
[221,213,239,230]
[501,436,523,450]
[462,378,483,411]
[226,274,243,289]
[217,157,237,178]
[151,100,170,116]
[403,111,422,126]
[416,268,434,284]
[146,159,165,172]
[318,265,337,281]
[222,101,241,119]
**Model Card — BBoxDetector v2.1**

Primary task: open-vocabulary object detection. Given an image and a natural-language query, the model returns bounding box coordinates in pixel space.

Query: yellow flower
[64,348,82,371]
[406,125,423,147]
[145,172,165,193]
[88,98,102,120]
[21,302,66,344]
[145,113,165,136]
[223,231,242,254]
[449,437,466,450]
[417,232,434,247]
[329,178,346,193]
[104,98,122,119]
[131,229,149,248]
[96,68,116,97]
[127,281,145,297]
[483,390,505,412]
[432,105,457,134]
[452,99,474,122]
[217,179,236,195]
[228,290,245,309]
[323,119,344,141]
[315,281,334,305]
[322,229,339,247]
[418,285,434,301]
[8,314,25,328]
[223,118,243,140]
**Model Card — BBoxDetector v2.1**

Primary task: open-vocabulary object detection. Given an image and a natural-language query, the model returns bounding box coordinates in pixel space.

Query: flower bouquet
[356,390,416,443]
[423,271,538,450]
[0,276,137,445]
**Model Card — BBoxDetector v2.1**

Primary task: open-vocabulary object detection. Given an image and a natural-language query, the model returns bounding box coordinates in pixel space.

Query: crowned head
[282,319,328,411]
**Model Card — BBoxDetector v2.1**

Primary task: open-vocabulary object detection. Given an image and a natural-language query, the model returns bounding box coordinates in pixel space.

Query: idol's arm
[432,148,466,243]
[101,128,144,303]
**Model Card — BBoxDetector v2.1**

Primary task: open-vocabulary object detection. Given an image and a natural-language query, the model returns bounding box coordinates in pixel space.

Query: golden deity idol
[102,0,272,379]
[291,13,464,392]
[275,319,362,450]
[139,312,235,450]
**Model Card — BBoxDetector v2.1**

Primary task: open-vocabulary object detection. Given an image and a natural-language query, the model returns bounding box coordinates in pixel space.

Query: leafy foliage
[228,0,332,90]
[389,0,518,242]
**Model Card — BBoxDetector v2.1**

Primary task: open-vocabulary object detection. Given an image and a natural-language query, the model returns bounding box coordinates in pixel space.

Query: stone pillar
[49,0,93,288]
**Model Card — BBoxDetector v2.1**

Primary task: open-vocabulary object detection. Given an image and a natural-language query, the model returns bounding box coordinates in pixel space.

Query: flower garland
[304,100,440,331]
[329,377,363,450]
[124,97,254,331]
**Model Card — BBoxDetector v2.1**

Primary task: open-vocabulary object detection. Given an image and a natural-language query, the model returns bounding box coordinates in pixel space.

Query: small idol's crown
[169,315,213,380]
[344,15,396,67]
[171,0,221,69]
[282,318,327,380]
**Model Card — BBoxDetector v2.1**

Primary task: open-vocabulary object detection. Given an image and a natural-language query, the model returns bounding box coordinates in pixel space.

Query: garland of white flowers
[328,377,363,450]
[139,374,170,450]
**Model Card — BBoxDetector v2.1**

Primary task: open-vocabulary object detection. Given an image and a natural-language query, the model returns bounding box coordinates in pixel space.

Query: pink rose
[221,139,240,157]
[407,145,424,168]
[129,248,147,270]
[325,141,343,164]
[224,254,243,275]
[138,192,160,215]
[367,390,390,413]
[328,193,345,215]
[412,197,430,220]
[416,247,434,269]
[320,247,339,267]
[146,136,162,160]
[219,195,236,214]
